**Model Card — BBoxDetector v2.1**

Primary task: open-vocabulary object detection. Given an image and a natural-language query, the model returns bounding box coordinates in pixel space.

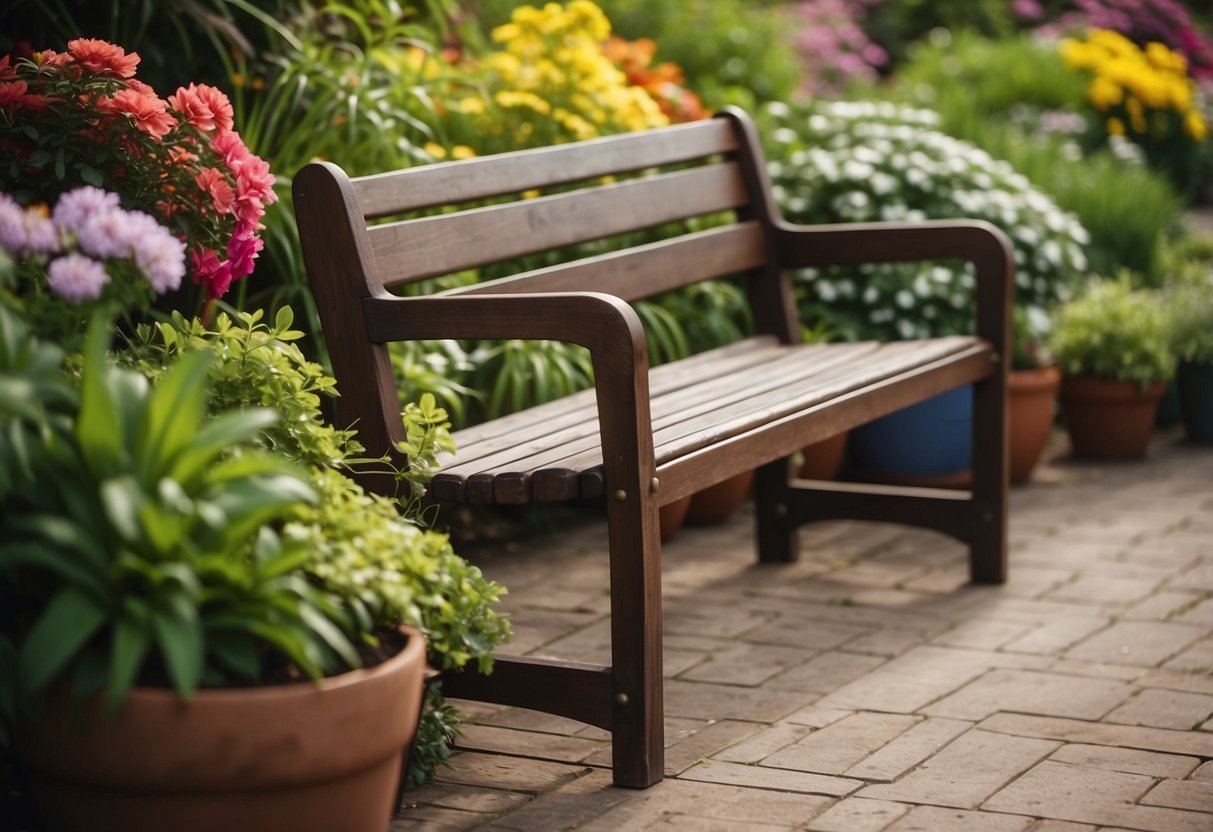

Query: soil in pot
[1008,366,1060,484]
[18,627,428,832]
[1060,376,1165,459]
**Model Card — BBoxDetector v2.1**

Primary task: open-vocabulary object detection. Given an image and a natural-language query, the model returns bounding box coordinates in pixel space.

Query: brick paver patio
[395,427,1213,831]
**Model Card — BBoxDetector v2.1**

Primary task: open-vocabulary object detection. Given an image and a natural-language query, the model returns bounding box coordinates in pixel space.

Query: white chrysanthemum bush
[760,100,1093,342]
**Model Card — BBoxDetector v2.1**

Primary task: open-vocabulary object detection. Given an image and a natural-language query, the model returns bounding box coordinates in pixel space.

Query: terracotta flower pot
[659,495,692,541]
[1008,365,1060,484]
[685,469,755,526]
[798,431,849,480]
[1060,376,1165,459]
[18,627,428,832]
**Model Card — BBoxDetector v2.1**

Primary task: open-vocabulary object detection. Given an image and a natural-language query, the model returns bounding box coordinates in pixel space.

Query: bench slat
[350,118,739,217]
[367,163,749,287]
[429,337,988,504]
[446,221,768,302]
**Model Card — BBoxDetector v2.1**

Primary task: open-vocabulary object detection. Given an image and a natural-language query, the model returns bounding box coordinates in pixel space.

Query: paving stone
[1002,616,1109,655]
[807,797,911,831]
[1121,591,1204,622]
[434,751,591,793]
[664,604,776,639]
[1169,561,1213,592]
[1046,575,1160,606]
[783,706,855,728]
[679,643,816,686]
[481,769,636,832]
[642,814,794,831]
[921,668,1130,721]
[844,718,973,783]
[765,650,886,694]
[859,730,1058,808]
[1024,822,1097,832]
[712,721,814,764]
[663,678,811,723]
[983,760,1210,832]
[662,719,761,776]
[1045,659,1144,682]
[740,616,871,651]
[401,782,535,815]
[679,759,862,797]
[456,724,603,763]
[1193,760,1213,781]
[390,804,495,831]
[1064,620,1206,667]
[997,565,1077,599]
[1049,743,1200,779]
[1160,637,1213,674]
[1105,687,1213,730]
[978,713,1213,757]
[931,618,1033,650]
[884,805,1034,831]
[1139,779,1213,812]
[762,712,920,775]
[1175,596,1213,625]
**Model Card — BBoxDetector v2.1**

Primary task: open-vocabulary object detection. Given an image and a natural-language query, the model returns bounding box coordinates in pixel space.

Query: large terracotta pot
[19,627,427,832]
[1008,366,1060,484]
[798,431,849,480]
[685,469,755,526]
[1060,376,1165,459]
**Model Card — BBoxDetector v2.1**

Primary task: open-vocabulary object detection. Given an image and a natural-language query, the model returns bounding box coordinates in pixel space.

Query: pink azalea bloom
[190,247,234,299]
[102,88,175,140]
[46,253,110,302]
[66,38,140,78]
[234,152,277,204]
[169,82,233,133]
[226,229,263,279]
[195,166,236,215]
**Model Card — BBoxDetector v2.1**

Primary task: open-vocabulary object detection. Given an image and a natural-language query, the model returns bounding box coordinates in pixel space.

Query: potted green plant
[1048,275,1174,459]
[1164,265,1213,442]
[0,311,427,832]
[1008,306,1061,484]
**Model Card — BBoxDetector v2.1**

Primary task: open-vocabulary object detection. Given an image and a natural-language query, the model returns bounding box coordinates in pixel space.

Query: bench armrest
[363,292,657,499]
[772,218,1014,358]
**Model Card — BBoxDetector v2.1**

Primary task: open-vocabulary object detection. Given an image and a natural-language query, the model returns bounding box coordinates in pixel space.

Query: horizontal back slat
[350,119,739,217]
[445,221,768,301]
[367,163,749,288]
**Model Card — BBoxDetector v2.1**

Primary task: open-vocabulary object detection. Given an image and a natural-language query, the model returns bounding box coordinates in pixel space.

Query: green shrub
[1048,275,1174,385]
[761,99,1090,342]
[1164,264,1213,365]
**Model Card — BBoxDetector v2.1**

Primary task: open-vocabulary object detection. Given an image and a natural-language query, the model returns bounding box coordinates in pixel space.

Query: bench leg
[968,374,1009,583]
[754,458,800,563]
[605,493,665,787]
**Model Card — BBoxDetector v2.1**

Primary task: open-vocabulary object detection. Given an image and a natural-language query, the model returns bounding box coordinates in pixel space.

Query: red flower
[100,87,175,140]
[67,38,140,78]
[0,80,48,111]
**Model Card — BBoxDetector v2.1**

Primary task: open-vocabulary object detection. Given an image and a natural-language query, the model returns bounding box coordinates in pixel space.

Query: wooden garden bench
[293,107,1013,789]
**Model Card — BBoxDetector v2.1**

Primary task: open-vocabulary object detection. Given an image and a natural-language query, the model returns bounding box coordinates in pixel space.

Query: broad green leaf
[0,542,107,597]
[75,317,123,475]
[135,349,212,482]
[149,603,203,699]
[18,587,107,696]
[205,630,261,681]
[169,408,281,487]
[300,604,360,671]
[106,615,151,712]
[100,476,143,544]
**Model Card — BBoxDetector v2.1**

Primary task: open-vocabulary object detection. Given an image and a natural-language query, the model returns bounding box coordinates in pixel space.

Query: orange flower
[169,83,234,134]
[67,38,140,78]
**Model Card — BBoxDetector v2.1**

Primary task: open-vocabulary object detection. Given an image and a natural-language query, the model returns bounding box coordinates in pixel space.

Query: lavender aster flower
[0,193,25,253]
[76,207,138,259]
[52,186,122,231]
[134,224,187,294]
[45,253,111,303]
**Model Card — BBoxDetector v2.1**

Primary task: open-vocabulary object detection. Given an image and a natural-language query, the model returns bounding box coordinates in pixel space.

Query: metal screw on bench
[614,489,628,502]
[615,692,629,705]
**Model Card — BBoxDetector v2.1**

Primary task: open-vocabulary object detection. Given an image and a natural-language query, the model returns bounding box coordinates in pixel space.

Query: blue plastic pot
[849,385,972,476]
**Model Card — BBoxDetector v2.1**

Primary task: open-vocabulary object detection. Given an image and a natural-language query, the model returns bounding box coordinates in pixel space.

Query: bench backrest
[293,108,797,467]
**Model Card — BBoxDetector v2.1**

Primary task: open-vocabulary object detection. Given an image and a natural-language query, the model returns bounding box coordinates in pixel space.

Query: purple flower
[0,193,27,254]
[52,186,121,231]
[75,207,139,259]
[134,223,186,294]
[45,253,110,303]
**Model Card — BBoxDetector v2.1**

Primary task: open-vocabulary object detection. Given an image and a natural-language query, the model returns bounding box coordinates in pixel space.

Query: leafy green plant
[0,315,358,735]
[122,306,510,781]
[1048,274,1174,385]
[1164,265,1213,365]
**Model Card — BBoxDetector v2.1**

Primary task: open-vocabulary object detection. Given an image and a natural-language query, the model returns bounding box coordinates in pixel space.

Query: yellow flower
[424,142,447,159]
[1184,110,1208,142]
[1106,117,1126,136]
[1088,76,1123,110]
[451,145,477,160]
[459,96,486,115]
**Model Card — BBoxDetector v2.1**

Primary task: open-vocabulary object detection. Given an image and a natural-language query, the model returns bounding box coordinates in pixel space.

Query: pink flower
[195,167,235,215]
[226,229,263,279]
[190,247,234,299]
[169,83,233,134]
[101,88,175,140]
[67,38,140,79]
[52,186,121,231]
[234,151,277,204]
[46,253,110,302]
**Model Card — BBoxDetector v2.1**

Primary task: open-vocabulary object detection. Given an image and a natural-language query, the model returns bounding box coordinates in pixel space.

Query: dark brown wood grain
[292,106,1013,789]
